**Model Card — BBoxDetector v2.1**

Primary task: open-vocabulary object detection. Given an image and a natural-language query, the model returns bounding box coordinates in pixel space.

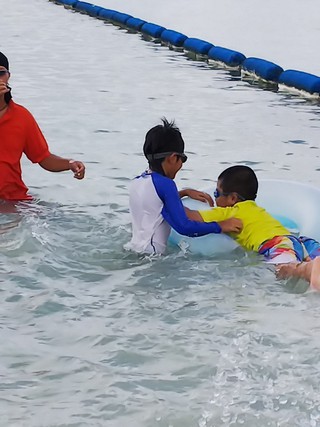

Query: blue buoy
[208,46,246,67]
[55,0,78,6]
[111,11,132,25]
[126,17,146,31]
[160,29,188,47]
[98,8,116,21]
[141,22,166,39]
[279,70,320,95]
[242,57,284,82]
[183,38,214,55]
[74,2,102,16]
[51,0,320,102]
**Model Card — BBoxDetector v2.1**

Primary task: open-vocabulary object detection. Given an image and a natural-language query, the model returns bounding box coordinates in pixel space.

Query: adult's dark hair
[0,52,9,70]
[0,51,12,104]
[218,165,258,200]
[143,118,185,174]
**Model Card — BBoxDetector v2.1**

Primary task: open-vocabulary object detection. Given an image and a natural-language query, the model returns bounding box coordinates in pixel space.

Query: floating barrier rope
[50,0,320,99]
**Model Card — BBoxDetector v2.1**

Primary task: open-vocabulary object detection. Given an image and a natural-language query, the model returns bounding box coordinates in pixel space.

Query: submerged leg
[276,259,320,291]
[276,262,312,283]
[310,257,320,290]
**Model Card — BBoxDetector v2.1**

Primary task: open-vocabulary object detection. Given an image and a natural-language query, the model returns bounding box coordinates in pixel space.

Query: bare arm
[179,189,214,207]
[185,207,243,233]
[185,207,204,221]
[39,154,85,179]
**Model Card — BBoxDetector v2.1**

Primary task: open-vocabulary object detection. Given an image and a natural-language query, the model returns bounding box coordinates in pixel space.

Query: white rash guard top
[125,171,222,254]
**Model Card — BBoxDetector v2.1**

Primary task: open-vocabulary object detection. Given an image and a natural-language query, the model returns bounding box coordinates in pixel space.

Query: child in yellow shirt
[186,165,320,289]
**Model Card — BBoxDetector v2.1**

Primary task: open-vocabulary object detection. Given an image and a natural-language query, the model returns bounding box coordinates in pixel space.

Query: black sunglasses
[174,153,188,163]
[147,152,188,163]
[0,70,9,76]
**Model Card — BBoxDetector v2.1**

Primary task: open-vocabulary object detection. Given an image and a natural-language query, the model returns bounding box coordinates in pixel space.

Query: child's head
[143,118,187,178]
[215,165,258,207]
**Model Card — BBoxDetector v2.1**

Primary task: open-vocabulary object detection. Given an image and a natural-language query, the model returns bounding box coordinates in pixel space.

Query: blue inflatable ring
[169,179,320,256]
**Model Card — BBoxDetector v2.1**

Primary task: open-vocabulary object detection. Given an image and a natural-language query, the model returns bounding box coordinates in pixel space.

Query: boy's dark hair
[143,118,185,174]
[218,165,258,201]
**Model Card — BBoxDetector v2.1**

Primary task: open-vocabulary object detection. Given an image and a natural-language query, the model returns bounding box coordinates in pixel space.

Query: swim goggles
[214,188,246,201]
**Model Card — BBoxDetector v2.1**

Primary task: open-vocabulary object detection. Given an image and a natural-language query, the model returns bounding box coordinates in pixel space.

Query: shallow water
[1,1,320,426]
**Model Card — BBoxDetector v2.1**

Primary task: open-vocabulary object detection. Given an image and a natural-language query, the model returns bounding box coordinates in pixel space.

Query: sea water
[1,1,320,426]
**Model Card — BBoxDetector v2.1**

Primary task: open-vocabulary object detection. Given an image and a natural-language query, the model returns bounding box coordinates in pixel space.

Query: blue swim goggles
[214,188,246,201]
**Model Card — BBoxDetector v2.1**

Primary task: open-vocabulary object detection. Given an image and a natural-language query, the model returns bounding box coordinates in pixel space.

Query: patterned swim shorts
[258,235,320,264]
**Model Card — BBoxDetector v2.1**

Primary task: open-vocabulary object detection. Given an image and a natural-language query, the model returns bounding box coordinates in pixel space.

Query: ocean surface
[1,0,320,426]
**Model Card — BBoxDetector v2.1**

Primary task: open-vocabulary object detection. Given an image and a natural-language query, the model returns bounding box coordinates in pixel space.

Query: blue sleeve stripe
[152,173,221,236]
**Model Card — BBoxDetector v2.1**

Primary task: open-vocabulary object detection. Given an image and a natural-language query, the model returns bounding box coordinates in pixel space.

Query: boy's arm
[185,207,203,221]
[153,176,221,236]
[185,207,243,233]
[179,189,214,207]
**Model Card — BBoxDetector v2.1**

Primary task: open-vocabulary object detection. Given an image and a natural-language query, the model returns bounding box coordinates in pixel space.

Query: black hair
[0,52,9,70]
[218,165,258,201]
[143,118,185,174]
[0,52,12,104]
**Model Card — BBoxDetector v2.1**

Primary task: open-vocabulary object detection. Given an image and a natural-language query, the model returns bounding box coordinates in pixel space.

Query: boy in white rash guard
[125,118,242,255]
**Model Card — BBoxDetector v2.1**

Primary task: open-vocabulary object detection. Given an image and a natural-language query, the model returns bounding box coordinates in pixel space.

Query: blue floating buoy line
[50,0,320,99]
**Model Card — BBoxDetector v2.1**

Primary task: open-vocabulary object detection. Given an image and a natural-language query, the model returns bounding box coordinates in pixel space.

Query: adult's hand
[69,160,85,180]
[0,81,10,97]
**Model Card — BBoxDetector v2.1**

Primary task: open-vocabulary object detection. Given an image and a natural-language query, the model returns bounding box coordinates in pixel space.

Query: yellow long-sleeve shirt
[199,200,289,251]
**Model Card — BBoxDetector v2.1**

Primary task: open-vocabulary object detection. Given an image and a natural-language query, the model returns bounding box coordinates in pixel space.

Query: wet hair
[218,165,258,201]
[143,118,185,174]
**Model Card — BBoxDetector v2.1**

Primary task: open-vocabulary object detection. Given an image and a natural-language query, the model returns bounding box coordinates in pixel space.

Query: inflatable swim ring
[169,179,320,256]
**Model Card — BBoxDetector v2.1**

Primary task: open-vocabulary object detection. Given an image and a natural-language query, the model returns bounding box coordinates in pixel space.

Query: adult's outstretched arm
[39,154,85,179]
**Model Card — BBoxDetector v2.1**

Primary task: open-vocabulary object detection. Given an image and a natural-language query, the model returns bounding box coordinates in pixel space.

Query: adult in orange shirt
[0,52,85,201]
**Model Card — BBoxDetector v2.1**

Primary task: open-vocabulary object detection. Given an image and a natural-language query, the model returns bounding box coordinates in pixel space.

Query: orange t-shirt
[0,100,50,200]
